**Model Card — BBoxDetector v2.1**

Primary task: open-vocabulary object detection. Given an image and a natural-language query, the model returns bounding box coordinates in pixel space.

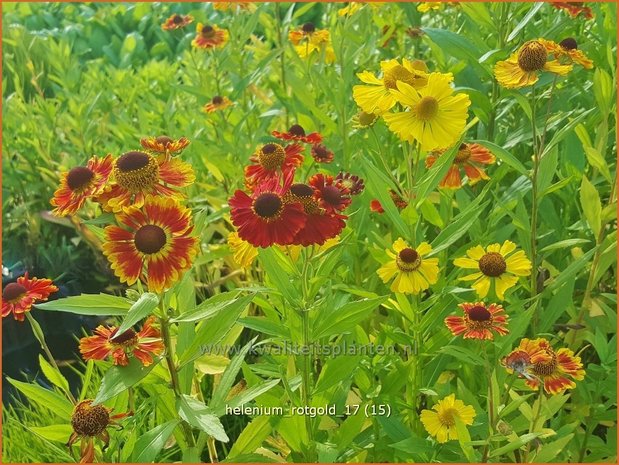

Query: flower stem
[158,299,196,449]
[410,295,423,435]
[529,85,540,332]
[26,312,77,404]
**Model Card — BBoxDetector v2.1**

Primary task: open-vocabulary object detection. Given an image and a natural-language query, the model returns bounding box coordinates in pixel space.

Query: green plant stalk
[487,2,509,140]
[158,300,196,450]
[410,295,423,435]
[529,85,540,332]
[26,312,77,404]
[525,383,545,461]
[274,3,289,128]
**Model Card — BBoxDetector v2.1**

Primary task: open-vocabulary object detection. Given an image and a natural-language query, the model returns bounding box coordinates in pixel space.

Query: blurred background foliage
[2,1,617,463]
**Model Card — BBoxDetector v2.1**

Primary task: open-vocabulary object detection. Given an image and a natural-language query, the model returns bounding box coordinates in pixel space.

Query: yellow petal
[460,272,483,281]
[377,261,398,283]
[494,274,519,300]
[466,245,486,260]
[500,240,516,256]
[505,251,532,276]
[454,257,479,269]
[472,275,491,298]
[393,237,409,253]
[486,243,501,253]
[416,241,432,256]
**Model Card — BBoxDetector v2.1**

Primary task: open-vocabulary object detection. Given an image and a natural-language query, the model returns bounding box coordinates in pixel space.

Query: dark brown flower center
[517,40,547,72]
[156,136,173,146]
[321,185,342,206]
[532,351,558,376]
[110,328,138,345]
[117,151,150,172]
[290,183,314,197]
[468,305,491,322]
[134,225,167,254]
[312,145,329,160]
[257,143,286,171]
[559,37,578,50]
[253,193,282,219]
[399,248,419,264]
[172,14,183,24]
[67,166,95,191]
[416,96,438,121]
[478,252,507,277]
[288,124,306,136]
[302,22,316,33]
[3,282,27,302]
[455,144,472,164]
[71,400,110,437]
[201,25,215,38]
[212,95,223,105]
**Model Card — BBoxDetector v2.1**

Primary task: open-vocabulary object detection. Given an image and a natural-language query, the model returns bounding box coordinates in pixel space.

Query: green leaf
[178,293,253,367]
[580,175,602,238]
[430,198,490,255]
[172,290,249,323]
[30,424,74,443]
[38,355,70,396]
[584,146,612,183]
[131,420,179,463]
[257,248,299,305]
[314,356,360,394]
[35,293,132,316]
[438,345,484,366]
[115,292,159,335]
[473,140,528,176]
[533,433,575,462]
[94,357,160,404]
[540,239,590,253]
[177,395,229,442]
[7,377,73,418]
[314,296,388,339]
[415,142,459,206]
[489,432,542,458]
[227,416,272,459]
[222,379,281,415]
[210,338,257,409]
[238,316,290,338]
[506,2,544,42]
[422,28,490,76]
[454,417,477,462]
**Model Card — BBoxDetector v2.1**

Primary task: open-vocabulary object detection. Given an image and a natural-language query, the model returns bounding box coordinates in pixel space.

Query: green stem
[525,383,545,461]
[274,3,289,127]
[158,300,196,448]
[410,295,422,435]
[26,312,76,404]
[530,85,540,332]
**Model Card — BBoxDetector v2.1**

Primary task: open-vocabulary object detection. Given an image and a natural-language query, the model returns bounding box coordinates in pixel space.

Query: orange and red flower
[552,2,593,19]
[51,155,114,216]
[272,124,323,145]
[140,136,190,156]
[229,177,307,248]
[204,95,233,113]
[336,172,365,196]
[426,143,496,189]
[79,316,164,367]
[539,37,594,69]
[162,13,193,30]
[502,338,585,395]
[192,23,229,49]
[244,143,304,186]
[370,190,408,214]
[445,302,509,340]
[311,144,334,164]
[285,183,346,246]
[99,150,195,212]
[309,173,351,214]
[102,197,199,293]
[67,400,129,463]
[2,274,58,321]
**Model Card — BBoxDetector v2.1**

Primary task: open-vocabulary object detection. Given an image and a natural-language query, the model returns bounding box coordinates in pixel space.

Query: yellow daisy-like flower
[453,240,532,301]
[338,2,363,16]
[213,2,256,12]
[290,24,336,64]
[353,58,429,115]
[417,2,443,13]
[494,39,573,89]
[538,37,594,70]
[204,95,234,113]
[383,72,471,152]
[228,232,258,269]
[377,238,439,295]
[351,110,379,129]
[420,394,476,444]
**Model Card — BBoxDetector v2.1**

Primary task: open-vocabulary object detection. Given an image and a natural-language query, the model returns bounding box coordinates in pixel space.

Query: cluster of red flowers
[229,124,364,248]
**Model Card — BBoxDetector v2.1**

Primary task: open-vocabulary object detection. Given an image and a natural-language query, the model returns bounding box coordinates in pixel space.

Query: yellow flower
[353,58,429,115]
[453,240,531,301]
[228,232,258,269]
[417,2,443,13]
[538,38,594,69]
[338,2,362,16]
[377,238,439,295]
[494,40,573,89]
[352,110,379,129]
[383,72,470,151]
[420,394,476,443]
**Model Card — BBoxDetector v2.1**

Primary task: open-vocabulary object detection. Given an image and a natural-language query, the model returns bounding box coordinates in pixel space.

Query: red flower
[285,183,346,246]
[311,144,334,164]
[244,142,304,186]
[444,302,509,340]
[370,199,385,213]
[552,2,594,19]
[2,274,58,321]
[140,135,190,155]
[229,177,307,247]
[79,316,164,366]
[336,172,365,195]
[272,124,323,145]
[192,23,229,49]
[51,154,114,216]
[426,143,495,189]
[98,150,195,212]
[162,13,193,30]
[309,173,351,214]
[370,190,409,214]
[102,197,199,293]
